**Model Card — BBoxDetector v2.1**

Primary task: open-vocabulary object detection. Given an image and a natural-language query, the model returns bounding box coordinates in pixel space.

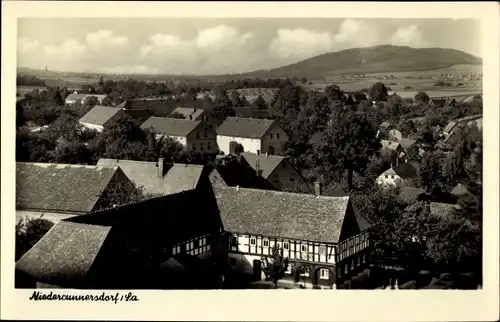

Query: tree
[418,151,447,194]
[415,91,430,105]
[95,179,145,211]
[368,82,389,102]
[323,84,344,102]
[211,88,235,123]
[83,95,99,108]
[261,245,289,289]
[311,108,382,191]
[16,217,54,260]
[101,96,113,106]
[234,143,244,154]
[251,95,267,110]
[229,90,243,107]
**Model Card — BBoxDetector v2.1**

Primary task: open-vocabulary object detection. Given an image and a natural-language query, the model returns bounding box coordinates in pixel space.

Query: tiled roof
[392,163,418,179]
[140,117,200,137]
[399,187,426,202]
[216,117,276,139]
[451,183,470,196]
[455,114,482,123]
[234,107,270,119]
[16,162,119,213]
[65,93,88,102]
[96,159,204,196]
[213,186,351,243]
[241,152,285,179]
[79,105,123,126]
[430,202,460,219]
[15,221,111,286]
[399,138,417,151]
[169,107,205,120]
[442,121,456,134]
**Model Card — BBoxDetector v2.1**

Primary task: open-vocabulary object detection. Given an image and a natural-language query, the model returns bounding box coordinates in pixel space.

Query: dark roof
[392,162,418,179]
[213,186,351,243]
[451,183,470,196]
[352,93,368,102]
[399,187,426,202]
[209,157,273,190]
[140,117,200,136]
[234,107,270,119]
[169,107,205,120]
[241,152,285,179]
[97,159,205,196]
[15,221,111,285]
[79,106,123,126]
[216,117,276,139]
[16,162,119,213]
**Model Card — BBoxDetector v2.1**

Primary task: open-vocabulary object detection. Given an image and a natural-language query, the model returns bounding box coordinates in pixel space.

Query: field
[364,64,482,78]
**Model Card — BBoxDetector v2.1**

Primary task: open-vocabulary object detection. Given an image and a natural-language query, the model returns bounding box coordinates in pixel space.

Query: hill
[242,45,482,79]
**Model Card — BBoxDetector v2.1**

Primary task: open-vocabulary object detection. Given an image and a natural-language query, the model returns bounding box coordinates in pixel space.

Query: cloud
[86,29,129,50]
[269,28,334,61]
[390,25,428,47]
[45,39,87,57]
[18,37,39,54]
[138,25,256,74]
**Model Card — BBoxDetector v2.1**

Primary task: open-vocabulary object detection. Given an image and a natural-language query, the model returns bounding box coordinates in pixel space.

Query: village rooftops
[16,162,121,213]
[140,117,201,136]
[213,186,362,243]
[96,158,205,196]
[216,117,276,139]
[79,105,123,126]
[399,138,417,151]
[389,162,418,179]
[169,107,205,120]
[15,221,112,287]
[241,152,287,179]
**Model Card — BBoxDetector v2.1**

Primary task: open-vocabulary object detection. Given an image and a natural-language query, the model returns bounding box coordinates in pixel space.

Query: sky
[17,18,482,75]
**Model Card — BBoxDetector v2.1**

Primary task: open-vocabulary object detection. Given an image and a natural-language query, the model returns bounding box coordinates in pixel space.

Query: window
[283,242,289,250]
[277,133,280,139]
[207,142,211,150]
[391,175,394,179]
[200,143,204,151]
[192,143,196,151]
[301,245,307,252]
[270,133,274,139]
[230,258,237,266]
[300,266,310,277]
[194,239,199,248]
[232,236,238,245]
[385,175,388,178]
[319,245,326,255]
[250,238,256,245]
[172,246,178,255]
[320,268,330,280]
[196,132,200,138]
[263,240,269,247]
[204,129,208,138]
[180,243,186,253]
[176,245,181,253]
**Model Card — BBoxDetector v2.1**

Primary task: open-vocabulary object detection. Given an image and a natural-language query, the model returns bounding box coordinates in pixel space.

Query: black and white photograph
[2,1,499,321]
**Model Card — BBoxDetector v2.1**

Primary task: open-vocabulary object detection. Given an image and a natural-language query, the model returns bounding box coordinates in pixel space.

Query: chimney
[314,181,322,196]
[265,152,269,157]
[189,115,193,120]
[255,158,261,177]
[157,158,164,177]
[236,185,240,192]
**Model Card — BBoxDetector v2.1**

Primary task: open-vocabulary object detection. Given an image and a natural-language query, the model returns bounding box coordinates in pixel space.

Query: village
[15,73,483,290]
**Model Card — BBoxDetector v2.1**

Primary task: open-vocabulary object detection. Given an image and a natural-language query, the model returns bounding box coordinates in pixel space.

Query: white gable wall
[79,122,104,132]
[376,171,402,186]
[217,135,262,155]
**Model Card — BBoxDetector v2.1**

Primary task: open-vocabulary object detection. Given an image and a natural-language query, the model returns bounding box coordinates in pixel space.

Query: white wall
[228,253,267,279]
[79,122,104,132]
[376,172,401,186]
[217,135,262,155]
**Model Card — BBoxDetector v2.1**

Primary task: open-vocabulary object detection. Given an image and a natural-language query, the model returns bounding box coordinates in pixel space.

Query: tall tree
[368,82,389,102]
[211,88,235,123]
[418,150,447,194]
[261,245,289,289]
[415,91,430,106]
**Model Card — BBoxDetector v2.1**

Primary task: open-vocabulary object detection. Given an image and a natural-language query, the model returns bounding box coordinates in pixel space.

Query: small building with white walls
[216,117,288,156]
[78,105,131,132]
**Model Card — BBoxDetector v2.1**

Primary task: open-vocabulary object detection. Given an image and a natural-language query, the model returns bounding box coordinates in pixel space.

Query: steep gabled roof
[392,162,418,179]
[140,117,200,137]
[16,162,119,213]
[241,152,286,179]
[15,221,111,286]
[216,117,276,139]
[213,186,351,243]
[79,106,123,126]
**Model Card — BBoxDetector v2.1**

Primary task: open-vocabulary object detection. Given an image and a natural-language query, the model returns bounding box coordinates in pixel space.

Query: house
[65,91,108,106]
[441,114,483,144]
[376,162,419,187]
[168,106,220,128]
[78,106,133,132]
[240,151,306,191]
[216,117,288,156]
[16,162,135,224]
[97,158,208,197]
[379,121,395,134]
[117,97,214,118]
[430,97,457,108]
[380,140,406,166]
[451,183,470,198]
[213,182,371,289]
[140,117,218,153]
[16,184,225,289]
